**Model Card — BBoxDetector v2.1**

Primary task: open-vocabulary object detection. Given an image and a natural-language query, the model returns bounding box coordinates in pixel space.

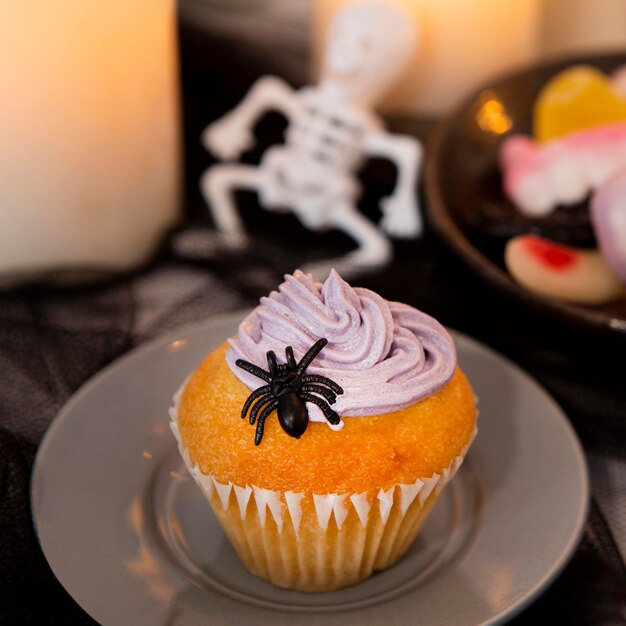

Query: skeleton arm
[365,132,423,238]
[202,76,298,161]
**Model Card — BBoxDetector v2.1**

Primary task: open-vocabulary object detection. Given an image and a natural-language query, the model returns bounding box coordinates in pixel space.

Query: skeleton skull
[323,1,417,107]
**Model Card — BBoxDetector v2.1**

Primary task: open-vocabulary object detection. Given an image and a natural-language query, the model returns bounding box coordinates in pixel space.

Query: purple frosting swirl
[226,270,456,426]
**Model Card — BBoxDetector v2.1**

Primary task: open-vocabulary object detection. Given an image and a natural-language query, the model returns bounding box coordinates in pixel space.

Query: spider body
[235,338,343,445]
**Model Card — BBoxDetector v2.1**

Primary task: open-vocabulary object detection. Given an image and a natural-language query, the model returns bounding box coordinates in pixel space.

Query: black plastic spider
[235,338,343,445]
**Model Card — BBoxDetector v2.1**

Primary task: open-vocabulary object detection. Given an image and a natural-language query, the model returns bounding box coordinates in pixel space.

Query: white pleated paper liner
[169,382,477,538]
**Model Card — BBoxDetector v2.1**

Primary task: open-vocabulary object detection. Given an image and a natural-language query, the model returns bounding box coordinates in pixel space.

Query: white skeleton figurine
[201,1,422,276]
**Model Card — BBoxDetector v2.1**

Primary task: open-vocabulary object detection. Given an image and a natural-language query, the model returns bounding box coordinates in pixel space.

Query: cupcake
[170,270,477,592]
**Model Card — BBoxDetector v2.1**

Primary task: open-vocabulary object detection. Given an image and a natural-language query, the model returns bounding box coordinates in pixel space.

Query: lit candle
[540,0,626,58]
[312,0,541,117]
[0,0,181,284]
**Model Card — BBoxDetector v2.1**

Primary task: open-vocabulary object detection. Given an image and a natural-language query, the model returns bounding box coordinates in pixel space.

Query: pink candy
[501,122,626,216]
[591,171,626,283]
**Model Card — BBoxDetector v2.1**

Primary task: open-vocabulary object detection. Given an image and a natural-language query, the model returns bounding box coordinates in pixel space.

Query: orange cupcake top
[177,342,477,494]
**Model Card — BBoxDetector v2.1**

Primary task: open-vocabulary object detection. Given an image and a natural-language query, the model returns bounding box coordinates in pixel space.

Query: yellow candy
[534,65,626,142]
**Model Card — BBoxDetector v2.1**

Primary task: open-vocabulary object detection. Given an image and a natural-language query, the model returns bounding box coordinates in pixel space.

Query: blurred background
[3,0,626,283]
[179,0,626,112]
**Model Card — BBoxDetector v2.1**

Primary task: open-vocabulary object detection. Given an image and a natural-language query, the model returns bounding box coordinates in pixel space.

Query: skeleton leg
[200,164,270,246]
[303,201,392,278]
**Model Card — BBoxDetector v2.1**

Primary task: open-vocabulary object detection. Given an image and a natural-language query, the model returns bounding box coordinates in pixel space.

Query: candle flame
[476,92,512,135]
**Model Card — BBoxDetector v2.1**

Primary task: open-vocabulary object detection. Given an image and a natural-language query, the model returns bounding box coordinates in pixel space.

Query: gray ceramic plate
[32,312,589,626]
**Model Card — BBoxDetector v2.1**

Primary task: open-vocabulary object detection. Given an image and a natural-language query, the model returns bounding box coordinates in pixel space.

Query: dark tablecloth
[1,20,626,626]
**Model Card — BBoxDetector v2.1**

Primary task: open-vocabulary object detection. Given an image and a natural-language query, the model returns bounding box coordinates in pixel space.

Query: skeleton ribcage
[285,106,365,172]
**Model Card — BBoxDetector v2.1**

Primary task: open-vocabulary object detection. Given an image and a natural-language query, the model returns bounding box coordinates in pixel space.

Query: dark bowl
[424,53,626,335]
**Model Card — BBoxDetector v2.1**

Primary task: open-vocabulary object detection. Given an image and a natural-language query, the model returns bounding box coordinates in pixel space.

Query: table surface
[1,20,626,626]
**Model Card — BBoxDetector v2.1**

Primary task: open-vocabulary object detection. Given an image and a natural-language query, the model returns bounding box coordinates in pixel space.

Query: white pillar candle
[0,1,181,284]
[312,0,541,117]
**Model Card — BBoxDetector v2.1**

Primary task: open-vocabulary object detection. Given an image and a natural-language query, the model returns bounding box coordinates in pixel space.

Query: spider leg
[266,350,278,376]
[241,385,271,419]
[285,346,296,369]
[236,359,271,382]
[302,384,337,405]
[250,394,275,425]
[301,374,343,395]
[301,392,341,426]
[296,338,328,375]
[255,400,278,446]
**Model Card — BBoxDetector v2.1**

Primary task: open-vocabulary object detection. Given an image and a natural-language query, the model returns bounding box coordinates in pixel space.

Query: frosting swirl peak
[227,270,456,427]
